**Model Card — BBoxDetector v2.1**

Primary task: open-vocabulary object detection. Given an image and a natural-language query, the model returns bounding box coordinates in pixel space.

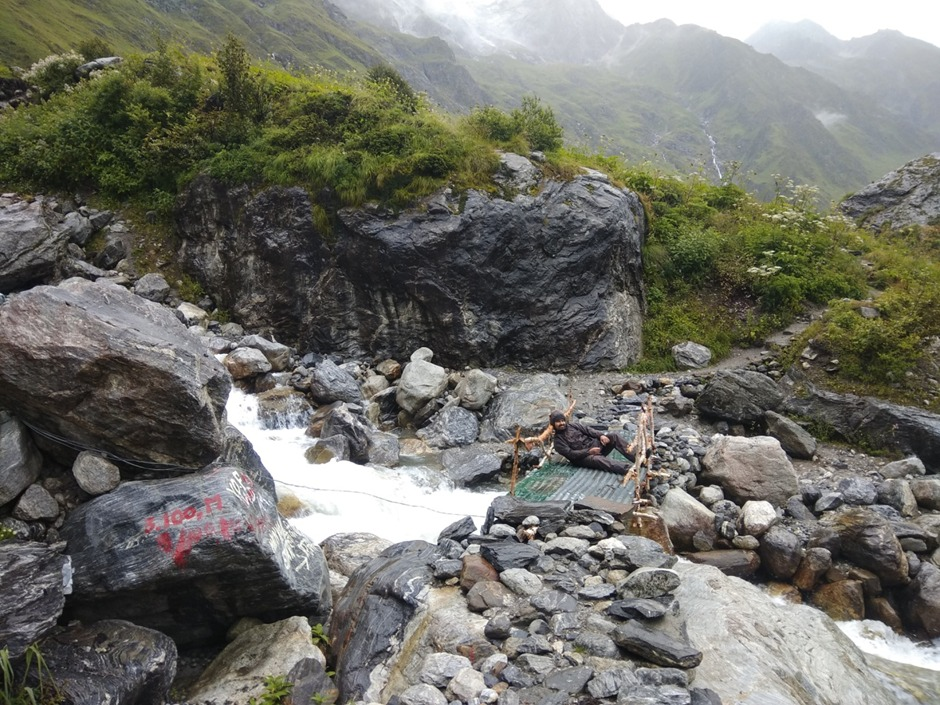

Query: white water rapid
[226,388,502,545]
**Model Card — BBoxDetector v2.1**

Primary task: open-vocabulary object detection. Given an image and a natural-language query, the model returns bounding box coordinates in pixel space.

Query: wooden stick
[509,426,523,496]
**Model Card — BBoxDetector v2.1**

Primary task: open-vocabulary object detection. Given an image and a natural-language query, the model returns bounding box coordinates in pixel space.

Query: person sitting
[548,409,635,477]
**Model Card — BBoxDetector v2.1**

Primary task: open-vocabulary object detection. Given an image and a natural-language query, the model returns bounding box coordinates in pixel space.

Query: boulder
[13,483,59,521]
[454,369,497,410]
[810,580,865,621]
[60,466,331,646]
[764,410,817,459]
[479,373,568,441]
[255,387,313,430]
[900,562,940,638]
[671,341,712,370]
[71,451,121,495]
[0,196,69,291]
[0,541,71,658]
[320,532,393,578]
[0,412,42,507]
[0,279,230,468]
[758,525,803,580]
[611,621,702,669]
[701,435,799,508]
[658,488,716,552]
[739,500,778,537]
[237,334,292,372]
[880,456,927,479]
[672,562,903,704]
[416,405,480,448]
[321,404,372,464]
[224,347,271,379]
[696,370,784,424]
[309,358,363,404]
[133,273,170,303]
[396,360,449,415]
[441,446,503,487]
[877,479,919,517]
[911,476,940,510]
[329,541,440,703]
[37,619,177,705]
[820,507,909,586]
[186,616,332,704]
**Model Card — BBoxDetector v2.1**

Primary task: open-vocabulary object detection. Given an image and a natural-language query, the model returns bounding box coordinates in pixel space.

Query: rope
[21,420,493,519]
[272,478,492,519]
[20,419,200,473]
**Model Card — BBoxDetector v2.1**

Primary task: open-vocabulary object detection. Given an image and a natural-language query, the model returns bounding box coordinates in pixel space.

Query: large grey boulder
[416,405,480,448]
[672,562,906,704]
[329,541,441,703]
[672,341,712,370]
[782,373,940,472]
[479,373,567,441]
[0,196,69,291]
[701,435,799,508]
[177,167,646,370]
[0,412,42,507]
[0,541,71,658]
[397,359,449,414]
[0,278,230,469]
[309,358,363,404]
[840,152,940,230]
[441,446,503,487]
[60,465,331,646]
[454,369,497,410]
[696,370,784,424]
[658,488,716,552]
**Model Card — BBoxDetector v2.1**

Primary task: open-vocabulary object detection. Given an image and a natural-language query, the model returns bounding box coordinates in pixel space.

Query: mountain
[328,0,938,200]
[747,21,940,142]
[1,0,938,203]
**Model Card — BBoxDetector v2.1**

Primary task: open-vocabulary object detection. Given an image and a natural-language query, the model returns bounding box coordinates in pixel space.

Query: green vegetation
[0,41,566,212]
[1,645,61,705]
[310,623,330,648]
[2,41,939,409]
[247,675,292,705]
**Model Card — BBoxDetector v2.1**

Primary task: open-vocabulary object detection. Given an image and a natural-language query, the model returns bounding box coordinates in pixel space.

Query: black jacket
[553,422,604,463]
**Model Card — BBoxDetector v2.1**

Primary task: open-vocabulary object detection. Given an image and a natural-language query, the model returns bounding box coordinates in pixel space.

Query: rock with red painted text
[60,465,330,646]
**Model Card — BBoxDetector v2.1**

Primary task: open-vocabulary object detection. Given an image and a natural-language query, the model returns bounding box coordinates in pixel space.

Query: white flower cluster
[23,51,84,83]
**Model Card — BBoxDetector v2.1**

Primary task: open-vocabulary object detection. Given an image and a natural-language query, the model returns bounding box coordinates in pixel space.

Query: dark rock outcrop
[329,540,440,702]
[176,164,646,371]
[0,278,230,469]
[37,620,176,705]
[0,541,71,658]
[60,466,331,646]
[840,152,940,230]
[782,374,940,472]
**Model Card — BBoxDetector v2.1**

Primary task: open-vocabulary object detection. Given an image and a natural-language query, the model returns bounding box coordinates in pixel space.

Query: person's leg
[603,433,635,462]
[580,454,628,476]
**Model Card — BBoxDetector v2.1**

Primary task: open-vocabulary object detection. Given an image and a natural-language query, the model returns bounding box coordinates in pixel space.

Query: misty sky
[596,0,940,48]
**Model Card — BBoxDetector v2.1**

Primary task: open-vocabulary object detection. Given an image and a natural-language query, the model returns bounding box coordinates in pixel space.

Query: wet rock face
[176,164,646,371]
